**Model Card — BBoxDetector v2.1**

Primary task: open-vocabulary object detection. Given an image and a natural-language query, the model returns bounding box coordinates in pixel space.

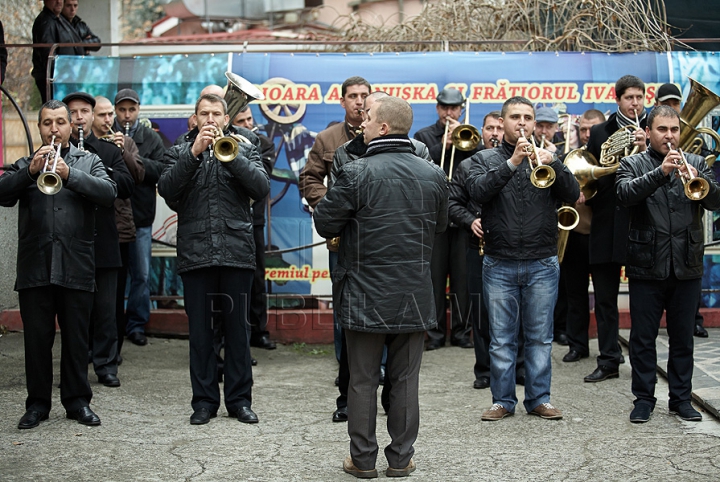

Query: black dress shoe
[251,358,258,367]
[67,406,101,426]
[18,410,49,429]
[669,402,702,421]
[554,333,569,345]
[562,350,589,363]
[250,335,277,350]
[451,337,474,348]
[379,365,386,386]
[584,365,619,383]
[694,324,709,338]
[333,406,348,422]
[190,407,217,425]
[98,374,121,387]
[630,403,652,423]
[230,407,259,424]
[473,376,490,389]
[426,340,444,351]
[127,331,147,346]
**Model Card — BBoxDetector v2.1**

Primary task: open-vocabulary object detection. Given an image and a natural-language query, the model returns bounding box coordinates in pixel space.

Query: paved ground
[1,330,720,481]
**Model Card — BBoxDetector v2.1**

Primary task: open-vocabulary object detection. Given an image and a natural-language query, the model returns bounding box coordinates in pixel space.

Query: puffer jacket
[313,135,448,334]
[465,140,579,259]
[0,145,117,292]
[157,140,269,274]
[616,148,720,280]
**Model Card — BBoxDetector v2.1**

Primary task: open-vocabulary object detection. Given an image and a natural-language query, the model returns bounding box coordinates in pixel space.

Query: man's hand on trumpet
[29,145,56,176]
[191,123,219,158]
[661,146,684,177]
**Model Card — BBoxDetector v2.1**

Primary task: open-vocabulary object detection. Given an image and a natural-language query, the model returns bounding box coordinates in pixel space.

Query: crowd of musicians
[2,71,719,479]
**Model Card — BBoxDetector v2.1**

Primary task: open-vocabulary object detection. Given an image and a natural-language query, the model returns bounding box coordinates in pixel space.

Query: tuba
[224,72,265,121]
[678,78,720,167]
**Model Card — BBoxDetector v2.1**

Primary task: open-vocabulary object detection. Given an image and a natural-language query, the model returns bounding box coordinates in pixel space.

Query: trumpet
[38,136,63,195]
[211,127,252,162]
[521,128,555,188]
[669,143,709,200]
[556,204,580,263]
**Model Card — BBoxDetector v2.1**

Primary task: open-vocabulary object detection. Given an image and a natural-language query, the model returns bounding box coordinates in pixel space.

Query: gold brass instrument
[448,101,481,180]
[38,136,63,195]
[212,127,240,162]
[556,204,580,263]
[599,109,642,166]
[521,128,555,188]
[490,138,500,148]
[679,78,720,167]
[440,118,450,176]
[563,147,618,200]
[224,72,265,122]
[669,143,710,200]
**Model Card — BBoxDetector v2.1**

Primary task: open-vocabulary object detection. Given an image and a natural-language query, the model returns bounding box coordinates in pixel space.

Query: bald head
[201,85,225,98]
[92,96,115,137]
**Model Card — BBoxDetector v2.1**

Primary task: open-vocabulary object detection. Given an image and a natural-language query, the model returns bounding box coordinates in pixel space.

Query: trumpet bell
[451,124,481,151]
[685,177,710,200]
[530,164,556,188]
[214,135,239,162]
[37,172,62,195]
[557,205,580,231]
[225,72,265,122]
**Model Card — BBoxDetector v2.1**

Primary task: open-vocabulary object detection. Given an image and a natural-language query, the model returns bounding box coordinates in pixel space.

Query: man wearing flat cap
[533,107,561,154]
[63,91,134,387]
[414,88,475,350]
[113,88,166,348]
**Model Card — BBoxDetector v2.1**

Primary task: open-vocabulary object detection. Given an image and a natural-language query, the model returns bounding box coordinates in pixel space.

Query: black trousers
[19,285,94,413]
[589,262,623,369]
[629,274,699,409]
[346,330,424,471]
[115,242,130,358]
[428,227,470,344]
[249,224,269,341]
[181,267,254,412]
[561,232,592,355]
[467,247,524,378]
[90,267,119,376]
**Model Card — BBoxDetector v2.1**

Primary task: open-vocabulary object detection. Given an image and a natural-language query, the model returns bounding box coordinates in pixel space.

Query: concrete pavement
[1,331,720,481]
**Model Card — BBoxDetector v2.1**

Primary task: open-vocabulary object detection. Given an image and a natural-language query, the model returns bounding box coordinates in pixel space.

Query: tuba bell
[678,78,720,167]
[224,72,265,122]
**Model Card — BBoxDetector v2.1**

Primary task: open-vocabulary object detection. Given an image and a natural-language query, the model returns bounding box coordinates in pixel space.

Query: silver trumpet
[38,136,63,195]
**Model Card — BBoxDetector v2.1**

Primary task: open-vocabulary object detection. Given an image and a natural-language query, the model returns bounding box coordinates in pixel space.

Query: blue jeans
[125,226,152,335]
[483,255,559,413]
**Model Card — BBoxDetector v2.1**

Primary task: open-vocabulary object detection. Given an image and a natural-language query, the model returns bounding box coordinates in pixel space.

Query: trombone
[448,101,481,179]
[521,128,555,188]
[38,135,63,195]
[669,142,709,200]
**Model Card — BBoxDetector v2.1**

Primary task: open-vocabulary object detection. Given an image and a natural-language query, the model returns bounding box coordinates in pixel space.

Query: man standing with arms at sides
[314,96,447,479]
[299,76,371,364]
[655,82,710,339]
[158,93,269,425]
[481,111,503,149]
[584,75,648,383]
[114,88,166,347]
[466,96,579,422]
[616,105,720,423]
[64,92,134,387]
[32,0,83,103]
[414,88,474,350]
[61,0,101,52]
[93,96,144,364]
[0,100,117,429]
[232,105,277,351]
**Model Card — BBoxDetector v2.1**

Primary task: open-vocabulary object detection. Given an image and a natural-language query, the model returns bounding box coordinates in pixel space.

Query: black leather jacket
[616,148,720,280]
[32,7,84,81]
[449,156,483,250]
[68,15,101,52]
[157,141,269,274]
[313,136,448,334]
[0,145,117,292]
[465,140,579,259]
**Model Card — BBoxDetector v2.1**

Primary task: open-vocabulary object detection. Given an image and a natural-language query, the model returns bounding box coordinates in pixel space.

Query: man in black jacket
[584,75,648,383]
[414,87,475,350]
[0,100,117,429]
[114,88,166,347]
[466,96,579,422]
[61,0,101,52]
[158,93,269,426]
[64,92,133,388]
[314,96,447,479]
[32,0,84,103]
[616,105,720,423]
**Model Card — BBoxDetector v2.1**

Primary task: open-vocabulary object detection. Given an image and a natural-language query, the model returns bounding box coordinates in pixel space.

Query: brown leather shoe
[530,403,563,420]
[386,459,416,477]
[343,456,378,479]
[481,403,512,421]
